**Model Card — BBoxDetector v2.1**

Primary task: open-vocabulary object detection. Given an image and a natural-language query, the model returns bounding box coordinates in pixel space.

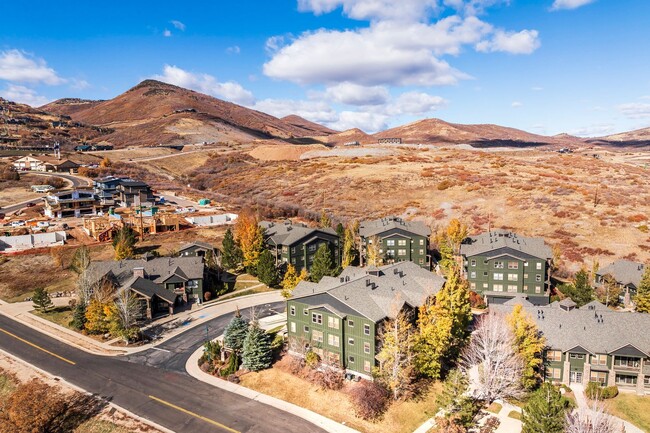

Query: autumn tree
[596,274,622,307]
[319,209,332,229]
[0,379,66,433]
[462,312,524,403]
[112,226,137,260]
[84,299,111,334]
[435,219,469,275]
[234,212,265,274]
[366,235,382,267]
[32,287,54,312]
[221,227,242,271]
[521,383,570,433]
[256,249,278,287]
[50,245,66,270]
[280,264,308,299]
[560,268,593,307]
[69,245,91,274]
[106,289,141,343]
[374,309,416,400]
[341,222,358,268]
[415,265,472,379]
[634,265,650,313]
[507,305,546,390]
[310,243,336,283]
[99,157,112,168]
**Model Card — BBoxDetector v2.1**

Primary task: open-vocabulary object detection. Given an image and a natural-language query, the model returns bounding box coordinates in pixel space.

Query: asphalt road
[0,302,324,433]
[1,172,92,214]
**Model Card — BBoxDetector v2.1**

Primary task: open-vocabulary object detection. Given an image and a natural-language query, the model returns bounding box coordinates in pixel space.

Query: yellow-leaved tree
[280,264,309,299]
[507,304,546,390]
[235,211,265,274]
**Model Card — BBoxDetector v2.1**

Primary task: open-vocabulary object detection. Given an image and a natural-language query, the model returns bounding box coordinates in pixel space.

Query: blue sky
[1,0,649,136]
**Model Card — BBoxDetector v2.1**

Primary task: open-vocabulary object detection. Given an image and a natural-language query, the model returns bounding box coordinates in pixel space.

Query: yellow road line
[148,395,241,433]
[0,327,76,365]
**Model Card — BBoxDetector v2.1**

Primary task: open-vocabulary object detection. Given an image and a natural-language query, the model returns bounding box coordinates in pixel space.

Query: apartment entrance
[570,371,583,384]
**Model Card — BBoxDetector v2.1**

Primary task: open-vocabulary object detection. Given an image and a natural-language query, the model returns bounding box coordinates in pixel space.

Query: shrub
[469,291,486,309]
[437,180,453,190]
[479,416,501,433]
[348,380,390,420]
[220,352,240,377]
[602,386,618,399]
[310,368,343,391]
[585,382,618,400]
[305,351,320,368]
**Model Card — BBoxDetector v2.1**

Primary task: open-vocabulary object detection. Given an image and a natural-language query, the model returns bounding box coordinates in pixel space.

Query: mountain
[281,115,337,135]
[40,98,104,117]
[42,80,326,147]
[315,128,375,146]
[590,127,650,146]
[374,118,583,147]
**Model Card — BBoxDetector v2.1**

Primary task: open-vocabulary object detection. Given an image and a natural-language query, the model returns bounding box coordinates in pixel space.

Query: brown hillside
[281,115,337,135]
[315,128,374,146]
[40,98,104,117]
[591,127,650,147]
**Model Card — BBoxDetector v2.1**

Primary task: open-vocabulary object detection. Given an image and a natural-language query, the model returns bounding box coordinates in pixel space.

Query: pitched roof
[597,260,645,288]
[87,256,204,286]
[292,261,445,322]
[178,241,215,252]
[358,216,430,238]
[460,230,552,260]
[120,276,177,304]
[260,221,337,246]
[491,302,650,355]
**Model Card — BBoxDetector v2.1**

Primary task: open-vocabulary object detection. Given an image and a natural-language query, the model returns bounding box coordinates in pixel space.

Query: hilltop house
[43,189,107,218]
[86,255,206,318]
[460,230,553,306]
[259,221,340,272]
[358,216,431,269]
[492,299,650,395]
[115,180,155,207]
[596,260,646,304]
[12,155,79,173]
[287,261,445,379]
[94,176,130,205]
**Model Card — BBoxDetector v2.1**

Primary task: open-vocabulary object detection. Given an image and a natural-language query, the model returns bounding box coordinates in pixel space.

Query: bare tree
[565,402,620,433]
[375,308,417,400]
[462,312,524,403]
[111,289,141,343]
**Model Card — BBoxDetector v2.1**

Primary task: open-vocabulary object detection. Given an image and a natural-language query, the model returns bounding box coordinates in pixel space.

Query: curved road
[1,172,92,214]
[0,301,323,433]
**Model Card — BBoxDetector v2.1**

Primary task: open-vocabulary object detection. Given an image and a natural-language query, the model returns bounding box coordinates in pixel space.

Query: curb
[0,348,175,433]
[185,344,360,433]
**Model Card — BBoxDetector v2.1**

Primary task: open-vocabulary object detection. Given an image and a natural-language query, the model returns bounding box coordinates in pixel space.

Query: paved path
[570,384,644,433]
[1,172,92,214]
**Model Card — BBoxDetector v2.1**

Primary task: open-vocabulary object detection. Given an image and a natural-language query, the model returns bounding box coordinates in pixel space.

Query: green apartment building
[358,216,431,269]
[260,221,340,273]
[493,299,650,395]
[286,261,445,379]
[460,230,552,306]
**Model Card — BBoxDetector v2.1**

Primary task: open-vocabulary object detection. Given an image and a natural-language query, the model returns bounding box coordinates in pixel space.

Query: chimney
[133,267,145,279]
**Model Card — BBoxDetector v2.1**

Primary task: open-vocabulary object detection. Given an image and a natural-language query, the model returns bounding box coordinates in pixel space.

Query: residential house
[358,216,431,269]
[460,230,552,305]
[115,180,155,207]
[86,255,206,318]
[492,300,650,395]
[12,156,44,171]
[94,176,131,206]
[260,221,340,272]
[43,189,107,218]
[178,241,218,259]
[287,261,445,379]
[12,155,79,172]
[596,260,646,305]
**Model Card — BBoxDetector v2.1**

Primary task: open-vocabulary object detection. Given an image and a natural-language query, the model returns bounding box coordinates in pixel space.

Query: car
[0,213,5,220]
[37,221,50,228]
[10,220,25,227]
[26,202,36,208]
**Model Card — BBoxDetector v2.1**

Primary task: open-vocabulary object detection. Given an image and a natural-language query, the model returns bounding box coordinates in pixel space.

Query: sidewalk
[570,384,643,433]
[0,291,284,356]
[185,341,360,433]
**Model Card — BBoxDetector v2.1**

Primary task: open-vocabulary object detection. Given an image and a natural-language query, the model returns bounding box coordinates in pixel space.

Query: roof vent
[340,277,344,283]
[345,276,350,282]
[366,279,371,287]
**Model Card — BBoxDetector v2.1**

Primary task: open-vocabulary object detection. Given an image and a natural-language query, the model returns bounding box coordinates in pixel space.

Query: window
[348,319,354,327]
[493,284,503,292]
[328,316,339,329]
[494,261,504,269]
[524,261,529,267]
[524,273,529,279]
[483,271,488,277]
[616,374,637,385]
[291,247,296,254]
[570,353,585,359]
[535,286,541,294]
[470,282,476,290]
[590,372,607,385]
[290,322,296,333]
[328,334,340,347]
[645,377,650,387]
[547,350,562,362]
[419,249,424,255]
[303,325,309,333]
[348,355,355,363]
[548,367,561,379]
[508,262,519,270]
[290,306,296,316]
[523,285,529,291]
[364,342,371,354]
[536,274,542,282]
[614,356,640,368]
[483,283,488,289]
[508,274,518,281]
[470,271,477,279]
[507,285,518,293]
[364,324,371,335]
[308,244,318,252]
[471,259,477,267]
[303,308,308,315]
[536,262,542,270]
[398,249,407,256]
[419,258,424,264]
[364,360,371,372]
[312,330,323,343]
[291,258,296,264]
[419,239,424,245]
[386,240,395,246]
[398,239,407,246]
[348,338,355,346]
[493,273,504,281]
[312,313,322,324]
[592,354,607,366]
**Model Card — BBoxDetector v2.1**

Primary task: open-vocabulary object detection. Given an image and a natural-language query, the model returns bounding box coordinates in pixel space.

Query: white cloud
[0,84,50,106]
[329,111,389,132]
[70,78,90,90]
[0,49,64,85]
[171,20,186,31]
[226,46,241,54]
[152,65,255,106]
[387,91,446,115]
[253,98,339,124]
[297,0,439,22]
[531,86,543,91]
[511,101,523,108]
[265,35,289,54]
[163,29,172,37]
[324,82,389,105]
[475,29,540,54]
[550,0,595,11]
[570,123,615,137]
[617,102,650,120]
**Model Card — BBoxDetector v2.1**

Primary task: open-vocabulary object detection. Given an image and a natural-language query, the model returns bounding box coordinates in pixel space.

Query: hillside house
[596,260,646,305]
[94,176,131,205]
[260,221,340,273]
[115,180,155,207]
[460,230,552,305]
[287,261,445,379]
[12,155,79,173]
[358,216,431,269]
[43,189,107,218]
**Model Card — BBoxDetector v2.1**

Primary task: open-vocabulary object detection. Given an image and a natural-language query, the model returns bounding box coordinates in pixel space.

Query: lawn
[606,393,650,432]
[32,306,74,329]
[239,365,442,433]
[486,402,502,414]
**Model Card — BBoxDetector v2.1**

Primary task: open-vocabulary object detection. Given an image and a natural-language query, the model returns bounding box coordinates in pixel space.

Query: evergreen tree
[256,249,278,287]
[436,369,478,428]
[336,222,345,240]
[310,243,335,282]
[415,265,472,378]
[223,309,249,352]
[32,287,53,313]
[112,226,137,260]
[69,245,91,274]
[561,268,593,307]
[507,305,546,390]
[319,209,332,228]
[70,302,87,330]
[521,383,570,433]
[221,227,242,270]
[242,322,273,372]
[634,265,650,313]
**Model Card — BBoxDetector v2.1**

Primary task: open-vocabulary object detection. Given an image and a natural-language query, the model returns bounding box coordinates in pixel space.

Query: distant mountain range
[0,79,647,149]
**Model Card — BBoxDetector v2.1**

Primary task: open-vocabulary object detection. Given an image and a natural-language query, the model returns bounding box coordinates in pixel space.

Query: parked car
[37,221,50,228]
[26,202,36,208]
[10,220,25,227]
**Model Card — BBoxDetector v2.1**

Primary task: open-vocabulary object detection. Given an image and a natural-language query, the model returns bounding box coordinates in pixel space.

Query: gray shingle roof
[260,221,337,246]
[178,241,215,252]
[292,261,445,322]
[120,276,177,304]
[87,256,204,286]
[491,303,650,356]
[597,260,645,288]
[460,230,552,260]
[358,216,430,238]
